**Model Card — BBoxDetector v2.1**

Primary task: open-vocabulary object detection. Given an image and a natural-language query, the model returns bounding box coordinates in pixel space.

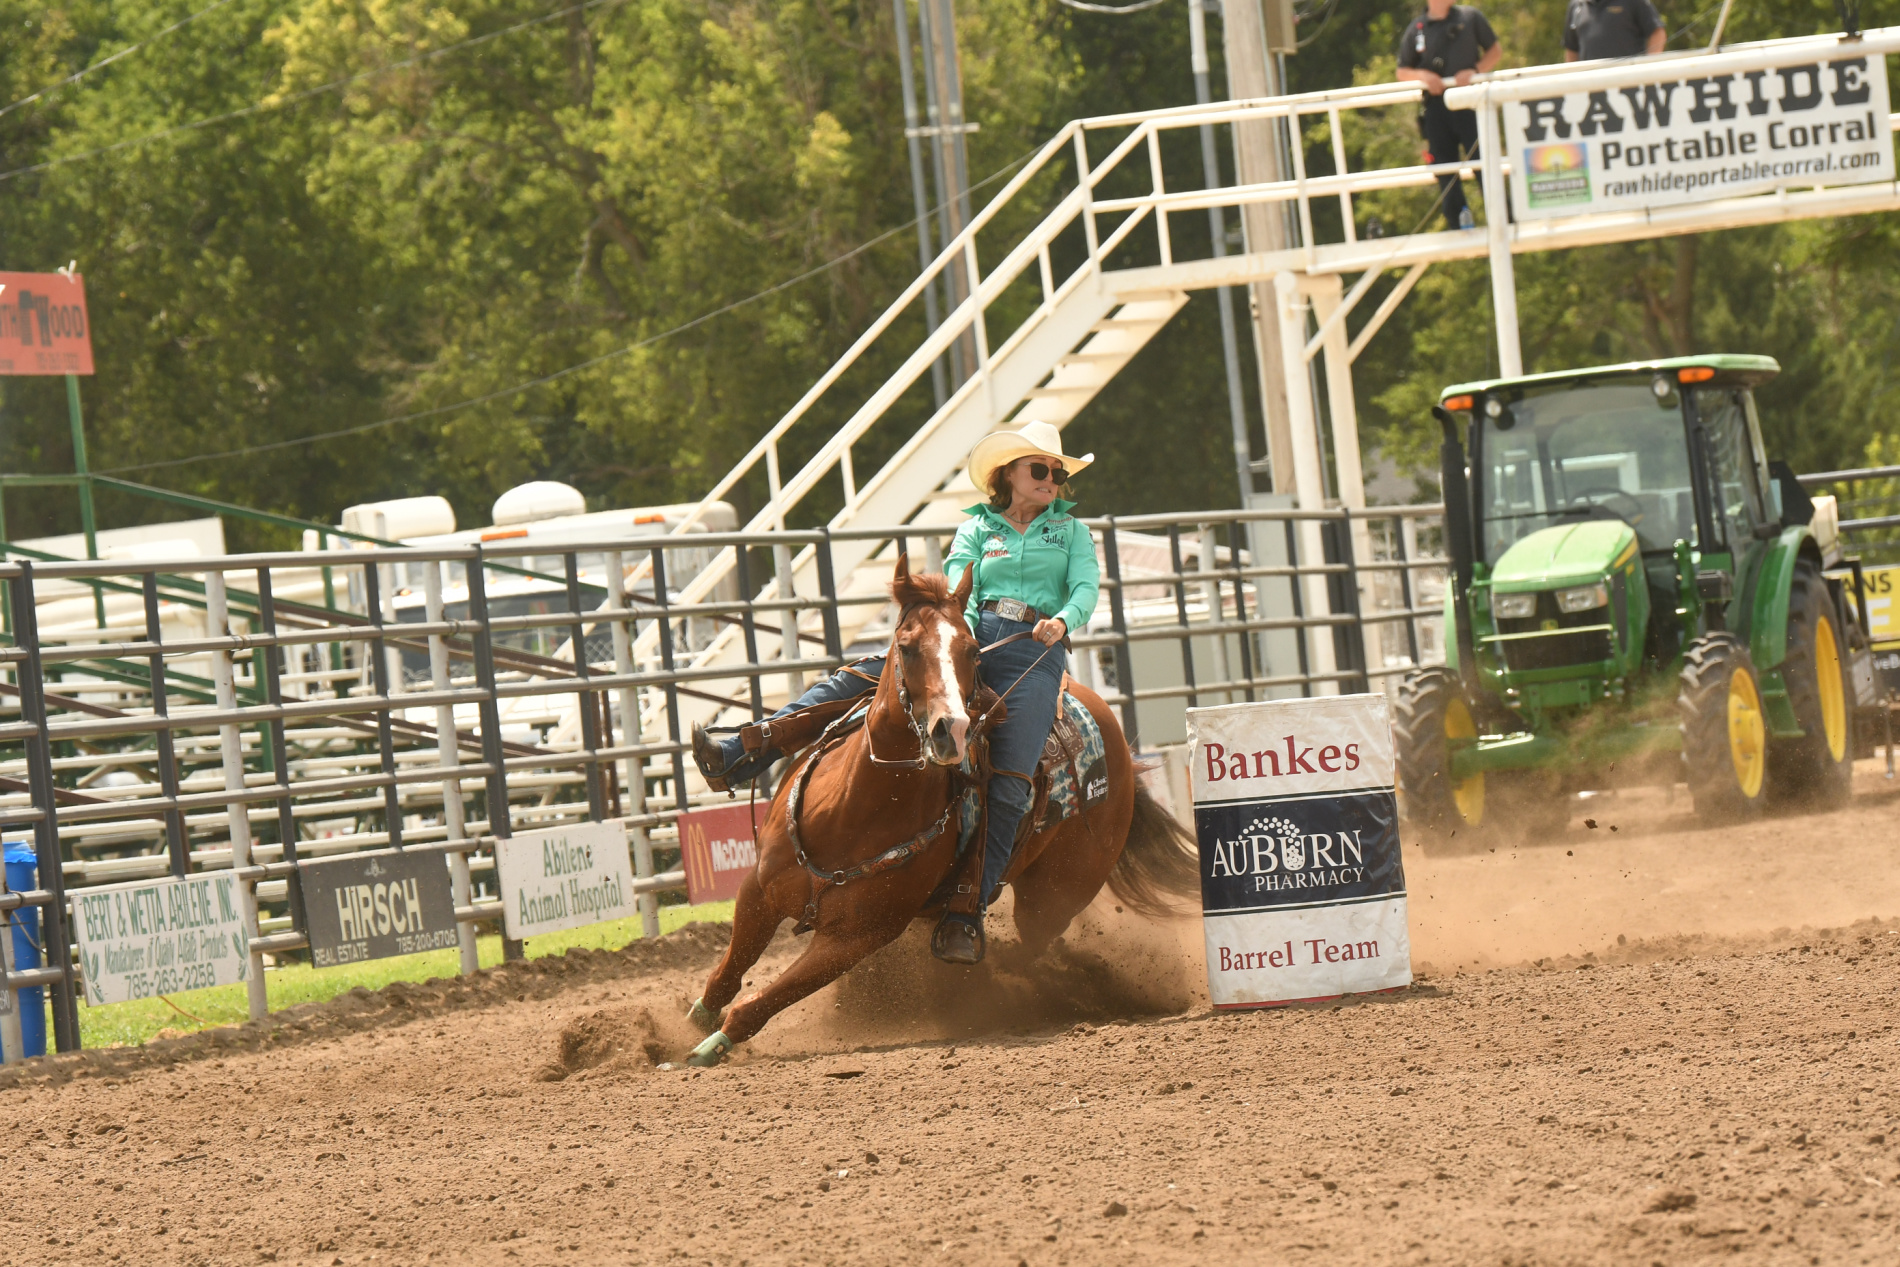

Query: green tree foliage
[0,0,1891,548]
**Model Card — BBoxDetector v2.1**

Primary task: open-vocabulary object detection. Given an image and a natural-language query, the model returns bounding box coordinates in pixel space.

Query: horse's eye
[899,643,919,660]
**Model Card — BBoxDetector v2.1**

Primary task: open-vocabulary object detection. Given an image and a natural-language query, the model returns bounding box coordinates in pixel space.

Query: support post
[66,374,105,628]
[207,571,269,1018]
[608,550,660,940]
[13,564,80,1050]
[1273,272,1339,690]
[892,0,950,408]
[1308,274,1378,669]
[468,550,522,962]
[1221,0,1297,492]
[1476,95,1523,377]
[424,560,479,975]
[1189,0,1255,509]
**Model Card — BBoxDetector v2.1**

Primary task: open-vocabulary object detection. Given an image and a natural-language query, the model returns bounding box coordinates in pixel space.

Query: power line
[0,0,632,185]
[98,150,1038,476]
[0,0,240,123]
[1054,0,1174,12]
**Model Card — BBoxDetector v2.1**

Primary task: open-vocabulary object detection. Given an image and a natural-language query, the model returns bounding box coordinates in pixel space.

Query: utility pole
[913,0,980,385]
[1188,0,1254,511]
[1220,0,1298,497]
[892,0,950,408]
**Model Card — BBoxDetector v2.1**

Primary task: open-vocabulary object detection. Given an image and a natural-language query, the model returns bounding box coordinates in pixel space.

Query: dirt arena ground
[9,761,1900,1265]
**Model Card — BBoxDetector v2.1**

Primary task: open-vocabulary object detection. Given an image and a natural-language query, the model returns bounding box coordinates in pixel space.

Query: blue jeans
[972,612,1067,909]
[714,657,886,786]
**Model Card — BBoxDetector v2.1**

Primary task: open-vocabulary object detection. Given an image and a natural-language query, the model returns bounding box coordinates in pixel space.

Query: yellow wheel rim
[1445,695,1484,825]
[1726,666,1766,799]
[1815,616,1847,762]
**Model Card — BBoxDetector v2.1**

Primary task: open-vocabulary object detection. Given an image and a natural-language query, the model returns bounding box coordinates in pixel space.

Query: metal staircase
[613,26,1900,744]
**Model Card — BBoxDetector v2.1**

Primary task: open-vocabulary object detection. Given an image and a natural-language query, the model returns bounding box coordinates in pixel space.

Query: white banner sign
[1505,54,1894,219]
[1188,694,1411,1008]
[69,873,251,1006]
[496,820,636,940]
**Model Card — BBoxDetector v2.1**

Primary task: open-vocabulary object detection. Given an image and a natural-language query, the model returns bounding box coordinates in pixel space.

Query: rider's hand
[1032,616,1067,646]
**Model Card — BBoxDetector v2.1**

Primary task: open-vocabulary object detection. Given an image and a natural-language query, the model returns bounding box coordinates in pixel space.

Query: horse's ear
[950,561,974,611]
[893,550,910,586]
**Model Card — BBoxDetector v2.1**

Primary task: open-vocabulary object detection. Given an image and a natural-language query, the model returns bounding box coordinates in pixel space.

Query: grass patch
[53,900,734,1051]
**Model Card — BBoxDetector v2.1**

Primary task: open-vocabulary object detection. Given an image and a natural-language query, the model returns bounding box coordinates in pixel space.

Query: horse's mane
[890,567,952,613]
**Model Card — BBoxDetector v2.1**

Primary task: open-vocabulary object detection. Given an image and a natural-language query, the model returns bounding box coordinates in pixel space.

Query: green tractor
[1395,355,1878,839]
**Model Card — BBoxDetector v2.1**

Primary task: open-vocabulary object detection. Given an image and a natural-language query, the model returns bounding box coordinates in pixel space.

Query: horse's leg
[686,903,909,1064]
[689,869,784,1034]
[1009,797,1131,961]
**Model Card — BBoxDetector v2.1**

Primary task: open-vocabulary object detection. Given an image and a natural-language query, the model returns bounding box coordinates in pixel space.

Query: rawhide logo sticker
[1187,695,1412,1008]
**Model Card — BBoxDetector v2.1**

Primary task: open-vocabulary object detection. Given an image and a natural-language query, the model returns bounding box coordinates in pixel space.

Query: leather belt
[980,598,1052,625]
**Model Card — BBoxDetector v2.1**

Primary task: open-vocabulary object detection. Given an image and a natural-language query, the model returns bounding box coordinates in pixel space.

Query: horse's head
[888,552,978,767]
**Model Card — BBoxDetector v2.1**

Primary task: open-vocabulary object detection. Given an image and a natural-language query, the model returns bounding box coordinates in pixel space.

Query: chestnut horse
[683,555,1197,1065]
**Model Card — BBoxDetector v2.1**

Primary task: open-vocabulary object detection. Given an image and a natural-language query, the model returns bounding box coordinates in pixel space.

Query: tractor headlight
[1491,591,1538,620]
[1555,582,1610,614]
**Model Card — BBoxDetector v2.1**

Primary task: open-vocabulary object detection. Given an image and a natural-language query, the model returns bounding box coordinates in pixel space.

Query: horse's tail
[1107,779,1200,919]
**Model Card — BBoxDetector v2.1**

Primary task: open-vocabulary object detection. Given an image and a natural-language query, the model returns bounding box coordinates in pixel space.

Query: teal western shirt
[943,499,1101,634]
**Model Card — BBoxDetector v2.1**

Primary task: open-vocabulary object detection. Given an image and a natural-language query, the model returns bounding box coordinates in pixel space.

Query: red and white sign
[678,803,759,905]
[0,271,93,375]
[1188,695,1411,1008]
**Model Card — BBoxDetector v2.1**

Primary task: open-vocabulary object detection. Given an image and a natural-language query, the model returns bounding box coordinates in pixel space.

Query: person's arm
[1637,0,1665,54]
[1562,5,1580,60]
[1564,49,1580,60]
[1396,65,1448,94]
[1049,522,1101,642]
[944,521,982,597]
[1455,15,1501,85]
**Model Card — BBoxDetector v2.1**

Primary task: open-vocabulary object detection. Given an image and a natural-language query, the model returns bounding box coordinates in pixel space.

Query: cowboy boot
[932,778,989,964]
[689,723,731,794]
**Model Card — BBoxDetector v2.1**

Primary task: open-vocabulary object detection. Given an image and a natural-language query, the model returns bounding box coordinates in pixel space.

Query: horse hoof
[686,1030,733,1067]
[687,997,725,1034]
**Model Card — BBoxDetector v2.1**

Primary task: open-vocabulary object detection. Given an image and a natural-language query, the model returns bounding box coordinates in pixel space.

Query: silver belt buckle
[994,597,1030,622]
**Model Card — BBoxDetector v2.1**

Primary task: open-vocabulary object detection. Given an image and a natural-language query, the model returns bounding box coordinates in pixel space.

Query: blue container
[3,840,45,1060]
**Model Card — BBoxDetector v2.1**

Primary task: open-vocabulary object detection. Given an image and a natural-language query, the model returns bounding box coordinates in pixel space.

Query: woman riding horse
[690,419,1099,964]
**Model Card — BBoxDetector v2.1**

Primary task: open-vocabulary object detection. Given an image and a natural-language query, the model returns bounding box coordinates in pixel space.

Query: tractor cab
[1437,355,1786,708]
[1395,354,1874,841]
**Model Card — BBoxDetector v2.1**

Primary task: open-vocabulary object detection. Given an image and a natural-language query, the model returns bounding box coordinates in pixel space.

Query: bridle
[865,599,1061,771]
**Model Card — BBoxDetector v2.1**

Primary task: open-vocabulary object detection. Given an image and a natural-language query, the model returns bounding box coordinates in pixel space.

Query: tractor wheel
[1767,558,1854,807]
[1677,633,1767,823]
[1394,668,1486,845]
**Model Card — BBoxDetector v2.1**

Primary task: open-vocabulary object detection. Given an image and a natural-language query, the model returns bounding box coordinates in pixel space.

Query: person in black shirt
[1563,0,1666,61]
[1396,0,1502,230]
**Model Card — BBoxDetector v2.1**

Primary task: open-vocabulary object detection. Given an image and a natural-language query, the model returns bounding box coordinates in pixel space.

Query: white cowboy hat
[966,420,1095,495]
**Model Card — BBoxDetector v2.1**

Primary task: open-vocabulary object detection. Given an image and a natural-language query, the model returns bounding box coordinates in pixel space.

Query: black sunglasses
[1017,459,1070,485]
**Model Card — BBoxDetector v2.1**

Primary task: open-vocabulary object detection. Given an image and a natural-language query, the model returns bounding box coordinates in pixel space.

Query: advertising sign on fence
[299,849,459,968]
[0,271,94,375]
[1187,694,1411,1008]
[678,803,760,905]
[1504,54,1894,220]
[496,820,636,940]
[69,872,251,1005]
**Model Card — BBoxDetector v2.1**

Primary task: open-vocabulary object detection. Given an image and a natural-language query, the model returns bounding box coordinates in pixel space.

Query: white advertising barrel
[1187,694,1412,1008]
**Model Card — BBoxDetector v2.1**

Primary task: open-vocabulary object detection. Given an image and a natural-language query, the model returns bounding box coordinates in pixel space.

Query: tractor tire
[1677,633,1767,824]
[1767,558,1854,807]
[1394,668,1486,846]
